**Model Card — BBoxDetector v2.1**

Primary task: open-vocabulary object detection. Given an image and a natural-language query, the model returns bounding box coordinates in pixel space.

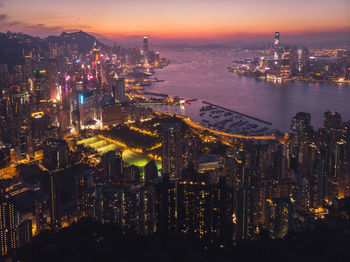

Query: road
[180,116,278,140]
[0,153,43,180]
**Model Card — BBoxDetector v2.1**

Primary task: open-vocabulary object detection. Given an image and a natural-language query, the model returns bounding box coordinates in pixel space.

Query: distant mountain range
[0,29,349,69]
[47,31,107,53]
[0,30,107,68]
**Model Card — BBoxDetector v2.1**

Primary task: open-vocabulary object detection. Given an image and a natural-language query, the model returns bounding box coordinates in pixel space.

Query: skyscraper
[274,32,280,47]
[93,180,104,224]
[323,111,342,130]
[143,37,148,52]
[0,192,17,256]
[76,172,93,218]
[290,47,309,76]
[265,197,294,239]
[18,220,33,247]
[92,43,103,86]
[152,174,177,233]
[49,172,61,230]
[182,137,199,170]
[274,32,280,61]
[113,78,125,104]
[176,175,212,240]
[142,37,149,65]
[280,47,292,78]
[33,69,49,107]
[290,112,312,143]
[102,151,117,179]
[289,112,312,172]
[161,121,183,178]
[115,151,123,180]
[43,138,69,170]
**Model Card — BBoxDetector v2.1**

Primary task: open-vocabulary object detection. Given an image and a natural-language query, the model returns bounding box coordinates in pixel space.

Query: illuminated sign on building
[79,94,84,104]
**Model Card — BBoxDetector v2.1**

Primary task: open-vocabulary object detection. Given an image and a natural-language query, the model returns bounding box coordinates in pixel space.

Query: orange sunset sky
[0,0,349,43]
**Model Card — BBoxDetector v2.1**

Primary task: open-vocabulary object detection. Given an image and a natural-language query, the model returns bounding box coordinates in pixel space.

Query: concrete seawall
[202,101,272,126]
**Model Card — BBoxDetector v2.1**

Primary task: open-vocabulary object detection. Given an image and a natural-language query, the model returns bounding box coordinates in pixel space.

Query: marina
[147,99,273,136]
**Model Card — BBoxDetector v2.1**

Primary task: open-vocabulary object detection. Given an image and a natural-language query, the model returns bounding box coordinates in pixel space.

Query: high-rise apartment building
[0,192,17,256]
[161,121,183,178]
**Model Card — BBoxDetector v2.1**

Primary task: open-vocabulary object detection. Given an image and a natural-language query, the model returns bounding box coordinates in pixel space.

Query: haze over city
[1,0,350,45]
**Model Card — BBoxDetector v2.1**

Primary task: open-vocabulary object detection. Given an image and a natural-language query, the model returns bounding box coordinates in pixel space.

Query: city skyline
[0,0,349,45]
[0,1,349,260]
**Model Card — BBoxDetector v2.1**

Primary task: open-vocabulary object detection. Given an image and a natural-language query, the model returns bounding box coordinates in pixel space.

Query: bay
[150,48,350,132]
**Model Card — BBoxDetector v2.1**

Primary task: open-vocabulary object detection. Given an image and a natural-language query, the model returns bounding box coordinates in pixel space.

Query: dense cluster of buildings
[2,107,349,255]
[0,31,166,255]
[0,31,164,165]
[231,32,350,83]
[0,30,349,257]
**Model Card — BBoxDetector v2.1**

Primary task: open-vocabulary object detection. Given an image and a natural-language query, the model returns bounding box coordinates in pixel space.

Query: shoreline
[230,71,350,86]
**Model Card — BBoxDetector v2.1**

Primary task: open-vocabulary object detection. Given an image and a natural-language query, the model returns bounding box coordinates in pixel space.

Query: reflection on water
[150,48,350,131]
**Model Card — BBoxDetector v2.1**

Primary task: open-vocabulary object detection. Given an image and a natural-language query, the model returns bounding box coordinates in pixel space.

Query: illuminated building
[107,187,152,234]
[280,48,291,78]
[18,220,32,247]
[99,187,117,225]
[115,78,125,104]
[311,149,326,208]
[161,121,183,178]
[142,37,149,65]
[265,197,294,239]
[7,89,30,118]
[125,47,142,66]
[182,138,199,170]
[234,167,266,240]
[93,180,103,224]
[143,37,149,52]
[76,172,93,219]
[78,92,99,129]
[47,170,62,230]
[233,149,267,240]
[152,174,177,233]
[290,47,309,76]
[0,192,17,256]
[296,172,311,210]
[274,32,280,61]
[235,182,250,240]
[289,112,312,172]
[341,121,350,159]
[31,111,48,139]
[338,162,350,198]
[92,43,103,86]
[34,196,49,233]
[323,111,342,130]
[33,69,49,107]
[58,107,71,133]
[176,175,212,240]
[14,117,34,160]
[211,177,233,244]
[176,170,233,242]
[224,147,236,187]
[101,103,125,127]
